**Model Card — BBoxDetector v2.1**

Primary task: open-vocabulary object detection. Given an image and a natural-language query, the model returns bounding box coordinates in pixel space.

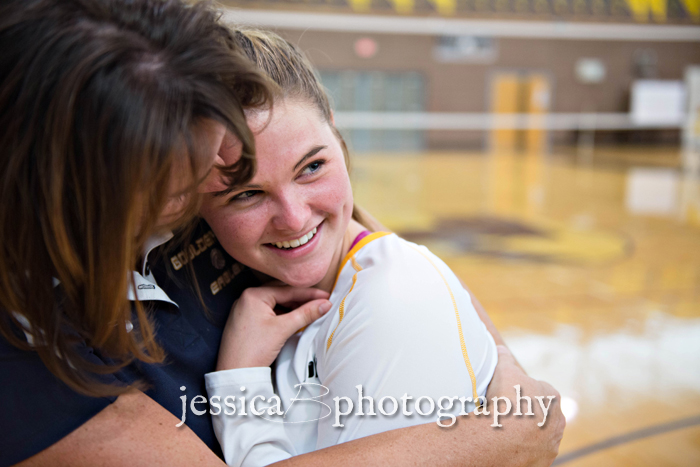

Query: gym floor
[352,146,700,466]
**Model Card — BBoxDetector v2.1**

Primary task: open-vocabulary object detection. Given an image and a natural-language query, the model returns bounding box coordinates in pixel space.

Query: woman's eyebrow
[293,145,326,171]
[211,146,327,198]
[213,183,263,198]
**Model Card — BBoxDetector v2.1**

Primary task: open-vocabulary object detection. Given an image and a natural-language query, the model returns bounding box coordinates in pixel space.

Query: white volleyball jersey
[206,232,498,467]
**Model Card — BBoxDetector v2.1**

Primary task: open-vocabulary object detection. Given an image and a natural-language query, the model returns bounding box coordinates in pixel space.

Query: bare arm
[19,214,559,466]
[276,350,563,467]
[459,278,526,373]
[463,280,507,346]
[17,350,563,467]
[18,291,555,466]
[16,389,227,467]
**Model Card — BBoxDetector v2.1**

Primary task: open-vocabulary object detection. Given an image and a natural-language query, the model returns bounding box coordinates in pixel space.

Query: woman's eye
[300,160,325,176]
[230,190,259,202]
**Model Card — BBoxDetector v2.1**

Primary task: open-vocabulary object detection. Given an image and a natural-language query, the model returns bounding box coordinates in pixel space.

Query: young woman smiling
[199,30,561,466]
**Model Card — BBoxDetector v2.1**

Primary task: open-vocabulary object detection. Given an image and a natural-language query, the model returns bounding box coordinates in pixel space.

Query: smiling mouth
[269,226,318,250]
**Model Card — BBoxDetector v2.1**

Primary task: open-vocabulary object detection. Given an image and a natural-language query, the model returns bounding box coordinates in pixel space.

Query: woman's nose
[271,191,310,233]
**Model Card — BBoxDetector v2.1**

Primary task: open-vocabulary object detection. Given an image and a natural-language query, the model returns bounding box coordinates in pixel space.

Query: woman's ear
[330,110,335,126]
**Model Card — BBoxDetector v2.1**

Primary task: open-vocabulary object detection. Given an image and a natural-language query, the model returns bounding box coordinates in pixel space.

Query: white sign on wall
[433,36,497,63]
[630,80,686,126]
[625,168,679,216]
[685,66,700,144]
[575,58,606,84]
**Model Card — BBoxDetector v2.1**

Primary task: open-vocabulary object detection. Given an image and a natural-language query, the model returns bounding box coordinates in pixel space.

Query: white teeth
[271,226,318,250]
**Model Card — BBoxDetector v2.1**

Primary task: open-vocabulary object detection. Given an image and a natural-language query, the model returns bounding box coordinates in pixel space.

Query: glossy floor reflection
[351,147,700,466]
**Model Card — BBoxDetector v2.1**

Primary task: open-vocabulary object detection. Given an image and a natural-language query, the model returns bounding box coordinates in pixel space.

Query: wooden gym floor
[351,146,700,466]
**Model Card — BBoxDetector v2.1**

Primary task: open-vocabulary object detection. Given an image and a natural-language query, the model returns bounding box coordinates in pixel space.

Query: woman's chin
[270,267,328,289]
[278,275,324,289]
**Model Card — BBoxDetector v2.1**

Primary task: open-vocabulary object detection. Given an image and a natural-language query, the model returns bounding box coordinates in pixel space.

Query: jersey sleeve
[0,331,118,467]
[314,239,498,449]
[205,367,295,467]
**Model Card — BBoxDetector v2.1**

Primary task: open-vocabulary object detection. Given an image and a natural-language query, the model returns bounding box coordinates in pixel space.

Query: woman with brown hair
[0,0,272,462]
[0,1,564,466]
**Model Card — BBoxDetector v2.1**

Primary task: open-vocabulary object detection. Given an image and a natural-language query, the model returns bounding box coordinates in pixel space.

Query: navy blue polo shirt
[0,219,258,466]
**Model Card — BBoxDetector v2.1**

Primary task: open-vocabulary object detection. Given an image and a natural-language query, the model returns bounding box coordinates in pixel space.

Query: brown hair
[230,29,369,226]
[0,0,270,396]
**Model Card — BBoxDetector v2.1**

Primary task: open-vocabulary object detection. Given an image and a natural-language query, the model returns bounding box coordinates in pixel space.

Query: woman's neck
[314,218,367,293]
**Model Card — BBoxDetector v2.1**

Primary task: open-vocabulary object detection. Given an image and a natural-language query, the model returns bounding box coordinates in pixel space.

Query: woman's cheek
[310,170,353,213]
[218,210,261,253]
[201,202,226,235]
[201,204,249,252]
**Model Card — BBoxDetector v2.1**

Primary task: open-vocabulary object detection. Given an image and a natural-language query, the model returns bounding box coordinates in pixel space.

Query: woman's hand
[486,345,566,466]
[216,286,332,371]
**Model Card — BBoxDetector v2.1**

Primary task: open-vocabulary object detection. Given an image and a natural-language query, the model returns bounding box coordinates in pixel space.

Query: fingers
[494,345,522,374]
[278,299,333,335]
[496,344,512,358]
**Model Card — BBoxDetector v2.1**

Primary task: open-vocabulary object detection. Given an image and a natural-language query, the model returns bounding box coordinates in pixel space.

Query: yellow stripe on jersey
[327,256,363,351]
[327,232,481,407]
[332,231,391,290]
[407,245,481,406]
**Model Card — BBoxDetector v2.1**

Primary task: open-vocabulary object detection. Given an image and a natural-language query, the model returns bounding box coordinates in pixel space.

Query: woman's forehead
[198,136,241,194]
[217,131,243,166]
[198,99,328,194]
